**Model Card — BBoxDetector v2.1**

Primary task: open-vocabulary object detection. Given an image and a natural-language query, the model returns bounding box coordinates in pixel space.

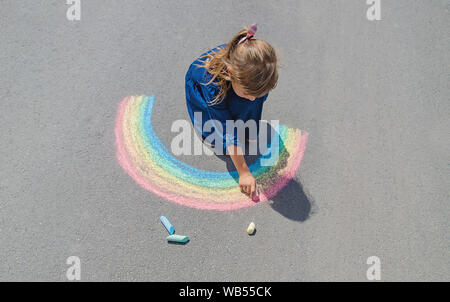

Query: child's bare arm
[227,145,256,198]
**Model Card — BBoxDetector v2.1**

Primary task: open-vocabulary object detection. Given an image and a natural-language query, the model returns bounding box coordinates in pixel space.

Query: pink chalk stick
[252,186,260,202]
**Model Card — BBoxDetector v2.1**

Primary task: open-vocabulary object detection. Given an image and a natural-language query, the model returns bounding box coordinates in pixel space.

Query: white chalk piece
[247,222,256,235]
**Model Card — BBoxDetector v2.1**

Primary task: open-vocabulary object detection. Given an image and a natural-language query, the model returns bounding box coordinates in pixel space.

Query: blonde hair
[196,27,279,105]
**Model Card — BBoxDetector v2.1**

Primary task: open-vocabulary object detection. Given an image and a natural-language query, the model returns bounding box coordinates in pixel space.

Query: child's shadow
[211,122,313,222]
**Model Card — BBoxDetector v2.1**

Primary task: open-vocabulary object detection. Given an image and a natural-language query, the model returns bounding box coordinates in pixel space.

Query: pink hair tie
[238,23,257,45]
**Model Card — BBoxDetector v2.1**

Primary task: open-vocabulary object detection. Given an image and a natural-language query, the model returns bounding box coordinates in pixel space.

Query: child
[185,24,279,199]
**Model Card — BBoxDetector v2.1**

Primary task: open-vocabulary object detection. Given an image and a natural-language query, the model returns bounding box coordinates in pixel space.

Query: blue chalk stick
[160,216,175,234]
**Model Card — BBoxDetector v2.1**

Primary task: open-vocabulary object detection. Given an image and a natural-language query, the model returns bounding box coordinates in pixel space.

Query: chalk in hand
[160,216,175,234]
[252,185,260,202]
[247,222,256,235]
[166,234,189,244]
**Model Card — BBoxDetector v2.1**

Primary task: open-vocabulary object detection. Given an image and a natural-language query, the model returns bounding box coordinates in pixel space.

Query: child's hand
[239,171,256,198]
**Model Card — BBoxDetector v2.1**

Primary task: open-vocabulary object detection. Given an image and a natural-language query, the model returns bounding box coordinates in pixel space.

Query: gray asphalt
[0,0,448,281]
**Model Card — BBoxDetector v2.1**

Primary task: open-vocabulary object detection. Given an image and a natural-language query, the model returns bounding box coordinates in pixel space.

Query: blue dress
[185,44,269,153]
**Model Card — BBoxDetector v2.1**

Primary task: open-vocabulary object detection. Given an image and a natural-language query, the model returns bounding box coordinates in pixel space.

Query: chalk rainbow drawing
[115,95,308,211]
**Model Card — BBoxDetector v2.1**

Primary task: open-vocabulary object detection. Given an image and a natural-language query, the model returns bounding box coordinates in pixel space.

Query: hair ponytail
[196,26,278,105]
